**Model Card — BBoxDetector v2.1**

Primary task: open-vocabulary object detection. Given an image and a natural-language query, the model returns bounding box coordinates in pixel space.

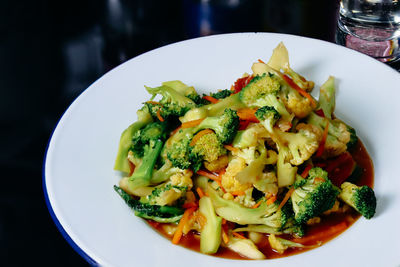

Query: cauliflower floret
[281,90,314,119]
[232,146,257,165]
[221,157,251,193]
[253,171,279,196]
[147,170,193,206]
[323,120,350,158]
[204,155,229,172]
[170,169,193,189]
[274,123,322,165]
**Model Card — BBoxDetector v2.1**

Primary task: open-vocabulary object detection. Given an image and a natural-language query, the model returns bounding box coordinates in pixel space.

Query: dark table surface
[1,0,396,266]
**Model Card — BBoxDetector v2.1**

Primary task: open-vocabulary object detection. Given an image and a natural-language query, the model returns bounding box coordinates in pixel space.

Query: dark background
[2,0,390,266]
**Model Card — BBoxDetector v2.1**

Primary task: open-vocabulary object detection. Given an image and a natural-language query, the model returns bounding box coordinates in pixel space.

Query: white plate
[43,33,400,267]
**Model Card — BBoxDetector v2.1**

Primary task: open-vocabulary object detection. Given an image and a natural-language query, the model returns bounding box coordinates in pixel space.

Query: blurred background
[2,0,391,265]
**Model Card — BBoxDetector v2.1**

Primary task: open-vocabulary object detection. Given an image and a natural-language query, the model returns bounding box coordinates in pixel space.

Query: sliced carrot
[231,191,245,196]
[301,164,313,178]
[181,118,205,129]
[237,108,259,122]
[156,109,164,122]
[196,170,221,182]
[292,221,347,245]
[196,187,205,198]
[189,129,214,146]
[282,74,316,108]
[172,207,197,244]
[216,179,226,193]
[278,187,295,210]
[233,75,254,94]
[232,232,247,239]
[222,218,227,225]
[224,144,239,153]
[238,120,251,130]
[171,125,182,136]
[313,177,326,184]
[266,195,277,205]
[146,101,162,105]
[252,199,263,209]
[222,228,229,244]
[258,59,265,64]
[315,120,330,157]
[182,202,198,209]
[202,95,219,104]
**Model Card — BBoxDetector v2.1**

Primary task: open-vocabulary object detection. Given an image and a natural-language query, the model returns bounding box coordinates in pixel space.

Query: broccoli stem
[114,110,153,172]
[128,139,164,189]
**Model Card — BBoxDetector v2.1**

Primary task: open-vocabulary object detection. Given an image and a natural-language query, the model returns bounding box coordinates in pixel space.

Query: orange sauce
[147,140,374,260]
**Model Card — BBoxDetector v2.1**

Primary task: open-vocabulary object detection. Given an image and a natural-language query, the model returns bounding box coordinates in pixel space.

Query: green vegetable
[339,182,376,219]
[255,105,281,133]
[207,185,290,230]
[225,236,265,260]
[318,76,335,119]
[291,167,340,224]
[199,196,222,254]
[114,185,183,223]
[114,106,153,172]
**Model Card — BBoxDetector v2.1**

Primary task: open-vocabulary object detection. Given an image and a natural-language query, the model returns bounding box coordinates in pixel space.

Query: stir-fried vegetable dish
[113,43,377,259]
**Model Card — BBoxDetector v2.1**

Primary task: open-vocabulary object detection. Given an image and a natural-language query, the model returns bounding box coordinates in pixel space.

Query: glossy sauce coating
[148,140,374,260]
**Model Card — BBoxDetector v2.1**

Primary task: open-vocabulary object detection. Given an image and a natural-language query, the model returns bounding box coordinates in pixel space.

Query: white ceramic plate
[43,33,400,267]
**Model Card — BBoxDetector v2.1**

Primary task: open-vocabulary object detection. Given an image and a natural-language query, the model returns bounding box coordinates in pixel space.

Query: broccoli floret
[189,132,227,172]
[255,105,281,132]
[166,129,193,170]
[207,184,290,230]
[131,122,167,157]
[167,108,238,171]
[339,182,376,219]
[195,108,239,144]
[114,105,153,173]
[210,89,232,99]
[346,126,358,151]
[307,112,351,158]
[145,85,196,117]
[114,185,184,223]
[239,74,292,124]
[290,167,340,224]
[144,183,188,206]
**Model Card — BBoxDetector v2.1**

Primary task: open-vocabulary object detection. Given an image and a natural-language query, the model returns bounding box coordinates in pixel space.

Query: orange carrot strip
[231,191,245,196]
[278,187,295,210]
[224,144,239,153]
[190,129,214,146]
[232,232,247,239]
[315,120,330,157]
[301,164,313,178]
[196,170,221,182]
[282,74,316,108]
[313,177,326,184]
[156,109,164,122]
[172,207,197,244]
[171,125,182,136]
[237,108,259,122]
[196,187,205,198]
[202,95,219,104]
[292,221,347,245]
[182,202,198,209]
[216,180,226,193]
[181,118,205,129]
[266,195,277,205]
[258,59,265,64]
[222,218,227,225]
[146,101,162,105]
[252,199,263,209]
